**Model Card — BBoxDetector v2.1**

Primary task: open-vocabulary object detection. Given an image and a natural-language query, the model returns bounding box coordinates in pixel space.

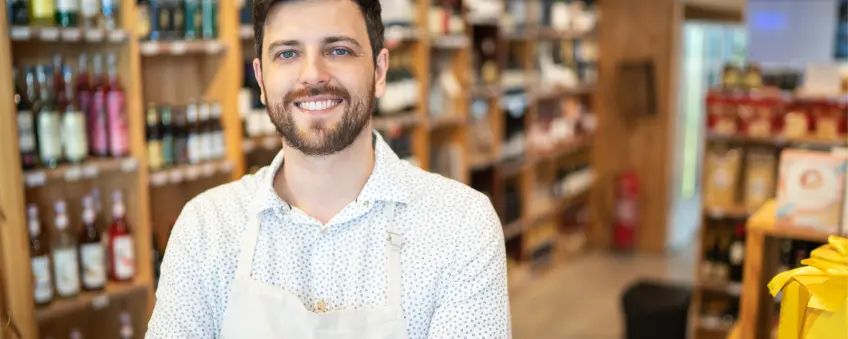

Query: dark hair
[253,0,384,65]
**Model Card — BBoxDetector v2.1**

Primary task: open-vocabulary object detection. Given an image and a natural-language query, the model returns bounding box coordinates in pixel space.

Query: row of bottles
[700,220,747,284]
[44,312,134,339]
[138,0,219,41]
[473,27,499,86]
[6,0,120,29]
[427,0,463,36]
[29,189,135,306]
[15,53,129,170]
[146,101,226,170]
[376,51,418,116]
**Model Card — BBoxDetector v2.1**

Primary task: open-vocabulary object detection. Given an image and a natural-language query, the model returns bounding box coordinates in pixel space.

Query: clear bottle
[186,101,201,164]
[61,64,89,163]
[90,54,110,158]
[52,201,81,298]
[36,65,63,168]
[80,0,100,28]
[106,54,129,157]
[76,54,94,152]
[108,190,135,281]
[197,101,211,162]
[78,196,106,291]
[101,0,119,30]
[210,102,224,159]
[28,204,54,306]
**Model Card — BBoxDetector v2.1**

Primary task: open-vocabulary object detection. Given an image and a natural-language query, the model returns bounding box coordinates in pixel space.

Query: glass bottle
[28,204,54,306]
[55,0,79,27]
[101,0,119,30]
[8,0,29,25]
[78,196,106,291]
[80,0,100,28]
[30,0,55,26]
[108,190,135,281]
[52,201,81,298]
[36,65,63,168]
[184,0,200,40]
[147,0,161,40]
[76,54,94,152]
[200,0,216,39]
[197,101,211,162]
[90,54,110,157]
[17,68,38,170]
[173,109,189,165]
[210,102,224,159]
[146,104,164,170]
[106,54,129,157]
[186,101,200,164]
[160,106,175,167]
[62,65,89,163]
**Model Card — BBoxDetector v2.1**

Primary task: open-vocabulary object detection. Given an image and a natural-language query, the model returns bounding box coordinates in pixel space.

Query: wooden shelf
[684,0,745,23]
[431,35,469,49]
[706,133,848,148]
[8,26,129,43]
[698,280,742,296]
[470,85,501,98]
[139,40,226,56]
[35,281,148,323]
[703,205,752,220]
[427,113,467,131]
[148,160,235,187]
[372,111,421,131]
[526,135,593,166]
[747,200,837,243]
[697,317,735,333]
[537,27,594,40]
[530,84,596,101]
[22,158,139,188]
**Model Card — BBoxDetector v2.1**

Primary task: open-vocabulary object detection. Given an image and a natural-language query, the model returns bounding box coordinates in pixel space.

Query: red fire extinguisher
[613,170,639,251]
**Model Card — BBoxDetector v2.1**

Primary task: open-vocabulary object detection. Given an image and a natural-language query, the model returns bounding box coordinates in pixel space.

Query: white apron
[219,203,409,339]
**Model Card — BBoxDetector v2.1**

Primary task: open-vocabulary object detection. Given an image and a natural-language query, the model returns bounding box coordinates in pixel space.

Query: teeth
[297,100,339,111]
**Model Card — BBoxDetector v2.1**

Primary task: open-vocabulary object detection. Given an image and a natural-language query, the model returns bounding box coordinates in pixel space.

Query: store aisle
[510,248,695,338]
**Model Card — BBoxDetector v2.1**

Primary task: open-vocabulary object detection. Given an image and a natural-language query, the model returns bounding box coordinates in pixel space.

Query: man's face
[254,0,388,156]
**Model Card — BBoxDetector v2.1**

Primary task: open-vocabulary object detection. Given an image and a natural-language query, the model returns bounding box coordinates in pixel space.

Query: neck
[274,125,375,223]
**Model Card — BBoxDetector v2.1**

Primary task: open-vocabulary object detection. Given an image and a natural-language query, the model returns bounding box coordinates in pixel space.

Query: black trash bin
[621,280,692,339]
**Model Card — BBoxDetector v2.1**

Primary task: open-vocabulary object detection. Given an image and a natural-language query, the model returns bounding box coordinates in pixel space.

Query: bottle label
[148,141,163,170]
[31,255,54,303]
[62,111,89,161]
[188,135,200,164]
[214,131,225,158]
[56,0,79,12]
[729,242,744,264]
[107,90,129,156]
[162,135,175,165]
[80,243,106,288]
[81,0,98,16]
[53,248,81,296]
[33,0,56,18]
[113,235,135,279]
[18,111,36,152]
[37,112,62,161]
[201,133,212,161]
[92,92,110,155]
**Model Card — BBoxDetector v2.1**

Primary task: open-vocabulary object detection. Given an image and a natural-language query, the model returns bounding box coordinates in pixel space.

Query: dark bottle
[36,65,63,168]
[173,109,189,165]
[200,0,216,39]
[78,196,106,291]
[17,68,38,170]
[184,0,200,40]
[166,0,185,40]
[160,106,175,167]
[28,204,54,306]
[55,0,79,27]
[90,54,110,158]
[147,0,161,40]
[728,223,745,283]
[8,0,29,25]
[52,55,67,110]
[146,105,164,171]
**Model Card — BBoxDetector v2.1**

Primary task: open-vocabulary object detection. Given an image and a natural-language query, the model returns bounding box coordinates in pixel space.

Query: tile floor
[510,248,696,338]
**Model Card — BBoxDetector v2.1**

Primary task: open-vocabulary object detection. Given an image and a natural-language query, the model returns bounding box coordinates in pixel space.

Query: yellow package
[768,236,848,339]
[744,150,777,212]
[705,147,742,209]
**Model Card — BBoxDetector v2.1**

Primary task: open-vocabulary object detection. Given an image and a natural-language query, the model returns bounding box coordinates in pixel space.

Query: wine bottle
[28,204,54,306]
[106,54,129,157]
[173,108,189,165]
[186,101,201,164]
[161,106,175,167]
[199,102,213,162]
[146,104,164,170]
[80,0,99,28]
[36,65,63,169]
[78,196,106,291]
[200,0,216,39]
[30,0,55,26]
[62,64,89,163]
[728,223,745,283]
[52,201,81,298]
[8,0,29,25]
[147,0,162,40]
[101,0,119,30]
[76,54,94,151]
[55,0,79,27]
[108,190,135,281]
[17,68,38,170]
[91,55,110,157]
[210,102,225,159]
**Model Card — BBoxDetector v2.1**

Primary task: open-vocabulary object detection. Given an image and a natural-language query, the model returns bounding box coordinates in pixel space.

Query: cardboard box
[776,149,847,234]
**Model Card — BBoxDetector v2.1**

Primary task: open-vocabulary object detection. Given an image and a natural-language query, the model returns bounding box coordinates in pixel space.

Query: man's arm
[427,196,512,339]
[146,202,217,338]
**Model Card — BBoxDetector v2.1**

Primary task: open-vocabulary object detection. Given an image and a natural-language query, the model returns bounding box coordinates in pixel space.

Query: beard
[267,81,374,156]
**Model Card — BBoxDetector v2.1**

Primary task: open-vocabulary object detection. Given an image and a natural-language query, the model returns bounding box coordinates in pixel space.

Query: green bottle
[55,0,79,27]
[200,0,216,39]
[183,0,200,40]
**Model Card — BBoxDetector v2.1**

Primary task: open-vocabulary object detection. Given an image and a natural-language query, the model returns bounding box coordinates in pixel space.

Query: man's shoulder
[180,166,269,222]
[403,165,493,211]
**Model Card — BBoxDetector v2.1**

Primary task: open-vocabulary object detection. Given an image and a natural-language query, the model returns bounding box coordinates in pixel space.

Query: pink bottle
[105,53,128,157]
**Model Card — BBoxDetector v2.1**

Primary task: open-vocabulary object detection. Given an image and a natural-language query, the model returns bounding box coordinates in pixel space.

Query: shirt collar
[247,130,412,217]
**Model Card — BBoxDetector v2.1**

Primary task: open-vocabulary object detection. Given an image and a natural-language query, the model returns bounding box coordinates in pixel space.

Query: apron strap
[235,215,263,279]
[385,203,404,312]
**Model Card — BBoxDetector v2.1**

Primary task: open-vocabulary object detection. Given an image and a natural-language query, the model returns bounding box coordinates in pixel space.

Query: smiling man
[144,0,510,337]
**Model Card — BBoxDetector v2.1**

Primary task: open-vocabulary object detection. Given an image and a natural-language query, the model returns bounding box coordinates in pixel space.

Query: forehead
[263,0,370,43]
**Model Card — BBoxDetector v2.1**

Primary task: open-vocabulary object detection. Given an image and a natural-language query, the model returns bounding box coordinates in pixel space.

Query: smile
[294,98,344,112]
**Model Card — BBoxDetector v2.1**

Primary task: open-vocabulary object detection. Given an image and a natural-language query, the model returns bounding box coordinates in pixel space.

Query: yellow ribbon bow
[768,236,848,339]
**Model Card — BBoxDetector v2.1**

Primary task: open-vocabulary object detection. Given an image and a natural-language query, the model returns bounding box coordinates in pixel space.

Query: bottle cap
[27,204,40,236]
[82,196,96,223]
[54,201,68,229]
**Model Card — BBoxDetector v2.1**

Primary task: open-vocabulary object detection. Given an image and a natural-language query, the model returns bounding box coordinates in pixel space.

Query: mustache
[283,84,351,105]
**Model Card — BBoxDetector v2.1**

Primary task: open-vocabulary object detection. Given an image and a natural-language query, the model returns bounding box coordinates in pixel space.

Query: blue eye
[329,48,350,56]
[278,50,296,59]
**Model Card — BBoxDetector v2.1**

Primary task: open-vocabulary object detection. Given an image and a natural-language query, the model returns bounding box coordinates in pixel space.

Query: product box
[833,147,848,236]
[776,149,847,234]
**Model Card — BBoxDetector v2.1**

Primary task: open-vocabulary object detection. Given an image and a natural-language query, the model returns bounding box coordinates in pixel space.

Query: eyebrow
[266,36,363,52]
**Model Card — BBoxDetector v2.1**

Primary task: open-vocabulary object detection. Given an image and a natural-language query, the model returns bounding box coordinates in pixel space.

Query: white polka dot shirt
[145,132,511,338]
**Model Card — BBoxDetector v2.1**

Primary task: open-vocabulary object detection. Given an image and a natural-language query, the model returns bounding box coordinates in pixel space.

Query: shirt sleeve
[146,202,218,338]
[426,195,512,339]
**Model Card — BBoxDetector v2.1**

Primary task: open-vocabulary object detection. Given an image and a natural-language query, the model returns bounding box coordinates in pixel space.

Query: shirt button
[321,228,328,235]
[316,300,327,312]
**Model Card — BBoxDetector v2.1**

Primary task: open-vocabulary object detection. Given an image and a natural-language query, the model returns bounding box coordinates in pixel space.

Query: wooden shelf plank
[148,159,235,187]
[748,200,837,243]
[34,280,148,323]
[706,132,848,148]
[537,27,594,40]
[684,0,745,23]
[9,26,128,43]
[372,111,421,131]
[430,35,469,49]
[703,205,752,220]
[22,158,139,188]
[427,113,466,131]
[530,84,596,101]
[139,40,226,56]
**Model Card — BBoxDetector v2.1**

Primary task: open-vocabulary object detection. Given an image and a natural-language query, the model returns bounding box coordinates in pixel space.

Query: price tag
[64,166,83,182]
[91,294,110,310]
[219,161,234,173]
[84,29,105,42]
[107,30,127,42]
[204,41,223,54]
[10,26,31,40]
[239,26,253,39]
[184,166,200,180]
[120,158,138,172]
[140,42,159,55]
[40,28,60,41]
[262,136,280,149]
[202,163,216,177]
[150,172,168,186]
[167,169,184,183]
[707,207,725,218]
[242,139,256,152]
[25,171,46,187]
[82,164,99,178]
[170,41,187,55]
[61,28,81,41]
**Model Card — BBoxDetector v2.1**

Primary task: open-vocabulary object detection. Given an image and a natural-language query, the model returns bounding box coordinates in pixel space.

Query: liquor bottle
[55,0,79,27]
[166,0,185,40]
[17,68,38,170]
[75,54,93,150]
[186,101,201,164]
[8,0,29,25]
[210,102,224,159]
[173,109,189,165]
[36,65,63,168]
[80,0,100,28]
[728,223,745,283]
[28,204,54,306]
[146,105,164,170]
[106,54,129,157]
[30,0,55,26]
[78,196,106,291]
[90,54,110,157]
[198,102,211,162]
[184,0,200,40]
[146,0,161,40]
[160,106,175,167]
[119,312,134,339]
[52,201,81,298]
[108,190,135,281]
[61,65,88,163]
[480,37,498,85]
[137,0,151,39]
[200,0,216,39]
[101,0,119,30]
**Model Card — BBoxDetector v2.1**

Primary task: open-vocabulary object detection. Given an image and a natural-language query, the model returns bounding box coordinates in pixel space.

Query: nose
[299,53,331,86]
